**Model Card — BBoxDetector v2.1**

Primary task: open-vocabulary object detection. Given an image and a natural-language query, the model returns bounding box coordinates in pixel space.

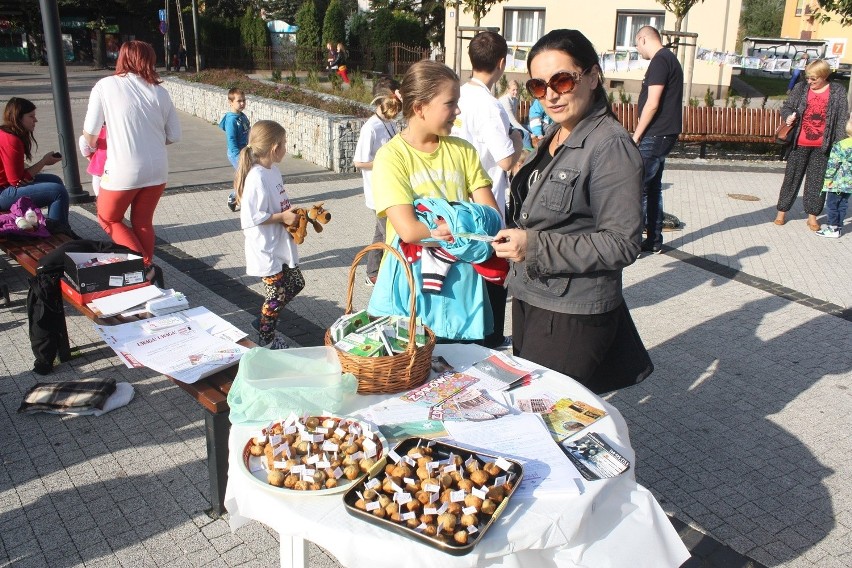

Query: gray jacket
[506,100,643,315]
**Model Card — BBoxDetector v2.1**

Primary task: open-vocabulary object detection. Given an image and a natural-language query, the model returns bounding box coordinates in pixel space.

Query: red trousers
[96,183,166,265]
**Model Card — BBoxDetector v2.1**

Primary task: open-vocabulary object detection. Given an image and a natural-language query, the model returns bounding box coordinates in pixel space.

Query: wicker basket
[324,242,436,395]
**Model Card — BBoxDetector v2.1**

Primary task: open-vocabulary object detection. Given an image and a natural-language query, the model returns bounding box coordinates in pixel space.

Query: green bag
[227,347,358,424]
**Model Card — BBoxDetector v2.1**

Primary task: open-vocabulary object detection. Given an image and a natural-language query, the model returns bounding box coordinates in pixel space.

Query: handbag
[774,121,795,145]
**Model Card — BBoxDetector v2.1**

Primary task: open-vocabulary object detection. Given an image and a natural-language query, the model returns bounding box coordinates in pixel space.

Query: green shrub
[286,69,300,87]
[688,97,699,107]
[296,1,322,69]
[305,69,319,89]
[704,87,715,107]
[329,71,342,90]
[323,0,346,46]
[618,88,631,104]
[271,69,282,82]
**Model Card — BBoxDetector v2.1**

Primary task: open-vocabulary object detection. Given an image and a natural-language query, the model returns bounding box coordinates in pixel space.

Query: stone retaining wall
[161,77,362,173]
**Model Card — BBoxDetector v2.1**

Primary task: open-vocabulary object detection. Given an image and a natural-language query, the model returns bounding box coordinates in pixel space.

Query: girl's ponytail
[234,145,254,204]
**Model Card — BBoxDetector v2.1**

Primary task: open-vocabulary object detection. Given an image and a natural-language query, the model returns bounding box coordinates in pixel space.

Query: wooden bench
[517,100,781,157]
[1,233,250,516]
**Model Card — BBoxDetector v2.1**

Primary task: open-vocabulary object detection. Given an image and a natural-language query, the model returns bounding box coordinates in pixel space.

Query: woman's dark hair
[528,29,609,109]
[1,97,37,160]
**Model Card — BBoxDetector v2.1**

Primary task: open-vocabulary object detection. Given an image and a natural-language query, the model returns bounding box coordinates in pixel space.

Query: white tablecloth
[225,344,689,568]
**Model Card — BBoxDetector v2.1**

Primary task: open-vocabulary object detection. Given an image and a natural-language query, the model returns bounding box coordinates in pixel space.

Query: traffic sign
[159,9,166,22]
[159,21,168,35]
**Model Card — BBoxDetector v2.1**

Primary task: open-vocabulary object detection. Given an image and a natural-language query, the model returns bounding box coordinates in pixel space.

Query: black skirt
[512,299,653,394]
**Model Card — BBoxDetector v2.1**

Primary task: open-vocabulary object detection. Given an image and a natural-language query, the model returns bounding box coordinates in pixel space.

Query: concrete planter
[161,77,363,173]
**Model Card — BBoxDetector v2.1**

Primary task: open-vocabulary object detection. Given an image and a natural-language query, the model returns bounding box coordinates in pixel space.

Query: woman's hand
[41,151,62,166]
[786,112,797,126]
[492,228,527,262]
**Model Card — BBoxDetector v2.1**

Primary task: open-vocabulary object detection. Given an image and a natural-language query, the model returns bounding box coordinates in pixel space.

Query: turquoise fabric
[367,198,499,340]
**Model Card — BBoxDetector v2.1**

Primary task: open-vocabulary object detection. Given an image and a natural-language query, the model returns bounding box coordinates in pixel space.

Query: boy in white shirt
[451,31,522,349]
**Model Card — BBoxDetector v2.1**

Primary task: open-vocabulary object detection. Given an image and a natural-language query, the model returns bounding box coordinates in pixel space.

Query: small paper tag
[315,427,329,434]
[332,466,343,479]
[450,489,466,503]
[390,480,404,493]
[109,275,124,287]
[335,427,347,438]
[273,460,288,469]
[472,487,487,499]
[365,501,381,512]
[467,525,479,534]
[443,464,457,473]
[300,431,314,443]
[437,502,448,515]
[394,492,412,505]
[124,271,144,285]
[269,434,282,445]
[284,425,297,435]
[424,506,438,515]
[365,478,381,490]
[313,433,325,443]
[290,464,304,475]
[306,454,319,465]
[388,450,401,463]
[322,440,339,452]
[495,457,512,472]
[462,506,477,515]
[316,460,330,469]
[423,483,440,493]
[403,477,416,485]
[400,511,416,521]
[494,475,507,487]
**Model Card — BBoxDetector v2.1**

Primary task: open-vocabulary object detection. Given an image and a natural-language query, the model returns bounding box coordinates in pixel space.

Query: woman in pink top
[0,97,69,224]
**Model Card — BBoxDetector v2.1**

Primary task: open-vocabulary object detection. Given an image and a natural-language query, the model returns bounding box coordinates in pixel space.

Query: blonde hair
[234,120,287,204]
[399,60,459,120]
[845,117,852,138]
[806,59,831,80]
[371,77,402,120]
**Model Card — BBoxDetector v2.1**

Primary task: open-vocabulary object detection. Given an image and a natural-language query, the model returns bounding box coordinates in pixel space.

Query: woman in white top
[353,77,401,285]
[498,80,532,150]
[83,40,181,286]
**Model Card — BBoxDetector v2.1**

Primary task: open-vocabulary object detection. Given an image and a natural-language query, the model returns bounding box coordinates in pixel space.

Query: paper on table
[93,307,248,368]
[90,285,164,317]
[363,399,431,425]
[444,413,584,498]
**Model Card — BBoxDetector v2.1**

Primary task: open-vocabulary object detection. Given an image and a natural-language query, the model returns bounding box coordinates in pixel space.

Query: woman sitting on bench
[0,97,70,224]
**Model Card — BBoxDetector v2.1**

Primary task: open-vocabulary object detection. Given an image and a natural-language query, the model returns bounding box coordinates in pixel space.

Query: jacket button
[521,213,529,220]
[558,172,566,180]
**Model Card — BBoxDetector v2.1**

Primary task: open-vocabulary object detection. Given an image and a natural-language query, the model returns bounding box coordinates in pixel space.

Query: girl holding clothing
[236,120,304,350]
[368,60,498,341]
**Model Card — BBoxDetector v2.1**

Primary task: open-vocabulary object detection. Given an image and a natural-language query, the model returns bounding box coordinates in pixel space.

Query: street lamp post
[37,0,92,203]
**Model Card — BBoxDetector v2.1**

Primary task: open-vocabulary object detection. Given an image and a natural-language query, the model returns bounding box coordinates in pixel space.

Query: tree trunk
[93,29,106,69]
[674,15,683,32]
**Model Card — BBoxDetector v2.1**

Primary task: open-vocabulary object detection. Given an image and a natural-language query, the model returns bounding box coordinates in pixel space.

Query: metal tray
[342,437,523,555]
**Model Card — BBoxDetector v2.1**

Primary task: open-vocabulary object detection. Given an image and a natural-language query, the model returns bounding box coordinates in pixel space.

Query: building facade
[780,0,852,66]
[444,0,743,99]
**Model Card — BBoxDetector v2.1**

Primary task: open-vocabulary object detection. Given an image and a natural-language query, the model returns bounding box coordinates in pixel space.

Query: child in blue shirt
[220,88,250,211]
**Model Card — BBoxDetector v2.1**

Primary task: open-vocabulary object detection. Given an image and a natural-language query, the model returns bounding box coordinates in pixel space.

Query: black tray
[342,437,523,555]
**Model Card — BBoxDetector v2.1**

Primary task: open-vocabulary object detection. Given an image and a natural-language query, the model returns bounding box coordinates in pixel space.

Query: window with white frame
[615,11,665,50]
[503,9,545,46]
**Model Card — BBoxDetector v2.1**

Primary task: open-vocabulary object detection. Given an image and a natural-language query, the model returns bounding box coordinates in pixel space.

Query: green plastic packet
[227,347,358,424]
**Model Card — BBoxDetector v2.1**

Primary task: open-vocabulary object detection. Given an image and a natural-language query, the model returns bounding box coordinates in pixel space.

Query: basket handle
[346,241,420,355]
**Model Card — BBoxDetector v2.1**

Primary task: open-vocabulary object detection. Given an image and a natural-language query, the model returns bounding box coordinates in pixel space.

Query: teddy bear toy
[286,203,331,244]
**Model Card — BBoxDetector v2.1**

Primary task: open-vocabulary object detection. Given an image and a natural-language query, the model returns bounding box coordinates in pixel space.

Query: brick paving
[1,63,850,567]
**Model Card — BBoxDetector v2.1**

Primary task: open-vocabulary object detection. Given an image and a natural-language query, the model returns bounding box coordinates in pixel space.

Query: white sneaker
[815,226,840,239]
[365,275,376,287]
[260,331,290,350]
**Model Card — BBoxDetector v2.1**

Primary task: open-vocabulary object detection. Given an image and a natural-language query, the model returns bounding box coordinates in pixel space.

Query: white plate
[240,416,388,496]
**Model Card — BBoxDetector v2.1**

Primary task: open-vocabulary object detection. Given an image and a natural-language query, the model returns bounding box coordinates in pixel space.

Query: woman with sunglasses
[773,59,849,230]
[492,29,653,394]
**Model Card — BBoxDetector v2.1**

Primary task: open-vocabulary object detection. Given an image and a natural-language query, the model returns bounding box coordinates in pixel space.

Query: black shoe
[145,264,165,288]
[640,239,662,255]
[227,192,239,212]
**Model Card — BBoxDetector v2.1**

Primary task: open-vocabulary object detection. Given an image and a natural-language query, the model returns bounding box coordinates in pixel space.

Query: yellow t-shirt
[372,135,492,244]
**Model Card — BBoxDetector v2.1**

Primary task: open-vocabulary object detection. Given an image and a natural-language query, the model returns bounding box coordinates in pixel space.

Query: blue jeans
[638,135,678,246]
[825,191,850,230]
[0,173,69,223]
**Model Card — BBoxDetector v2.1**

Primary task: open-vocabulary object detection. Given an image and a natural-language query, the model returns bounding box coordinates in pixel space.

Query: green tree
[203,0,252,19]
[260,0,303,23]
[322,0,346,45]
[371,0,445,46]
[739,0,784,38]
[656,0,706,31]
[240,6,270,48]
[456,0,508,27]
[295,0,322,68]
[815,0,852,24]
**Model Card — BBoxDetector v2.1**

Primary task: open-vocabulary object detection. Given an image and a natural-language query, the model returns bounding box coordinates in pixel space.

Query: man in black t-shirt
[633,26,683,254]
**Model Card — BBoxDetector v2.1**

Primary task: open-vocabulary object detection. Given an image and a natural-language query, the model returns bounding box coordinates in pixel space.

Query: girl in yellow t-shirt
[369,60,498,341]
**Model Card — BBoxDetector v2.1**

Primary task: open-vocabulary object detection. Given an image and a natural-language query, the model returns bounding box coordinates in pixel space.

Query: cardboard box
[61,278,150,306]
[64,252,145,294]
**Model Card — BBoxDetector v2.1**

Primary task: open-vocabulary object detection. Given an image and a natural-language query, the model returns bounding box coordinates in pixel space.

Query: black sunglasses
[526,68,590,99]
